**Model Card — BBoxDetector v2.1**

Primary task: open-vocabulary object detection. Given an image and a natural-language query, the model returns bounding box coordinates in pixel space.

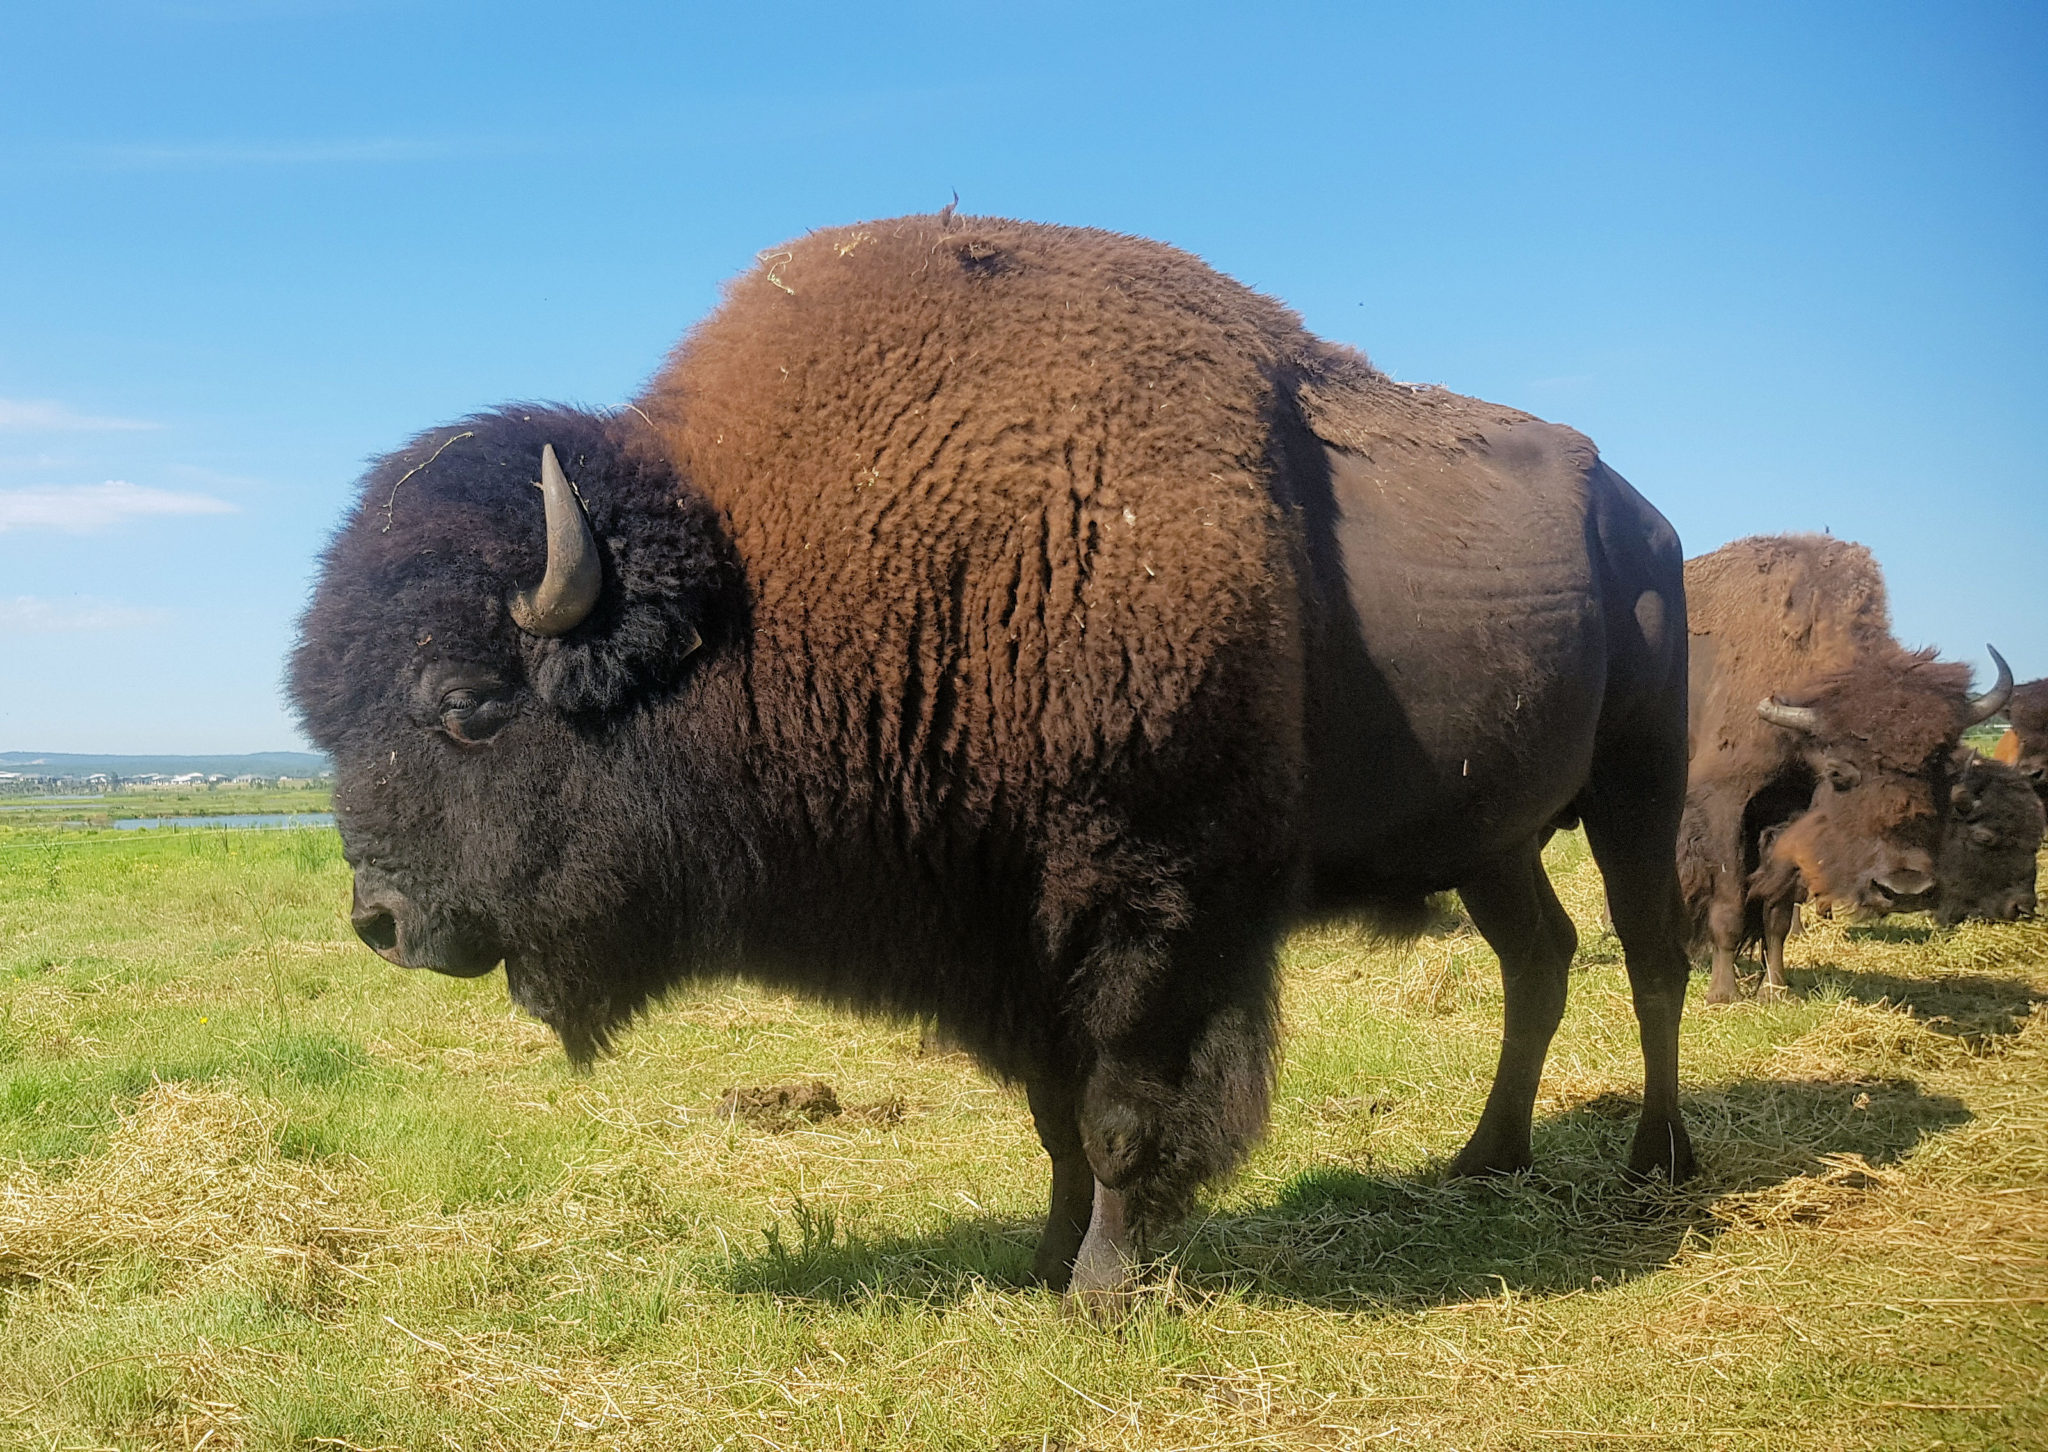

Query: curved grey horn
[1756,697,1822,734]
[509,444,600,637]
[1964,644,2015,726]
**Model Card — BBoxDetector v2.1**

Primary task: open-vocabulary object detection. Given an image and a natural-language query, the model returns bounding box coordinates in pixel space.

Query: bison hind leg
[1447,838,1578,1177]
[1580,773,1699,1182]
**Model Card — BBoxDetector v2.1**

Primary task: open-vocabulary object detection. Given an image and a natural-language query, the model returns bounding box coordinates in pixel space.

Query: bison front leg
[1062,889,1282,1316]
[1701,824,1752,1006]
[1023,1076,1098,1291]
[1757,892,1797,1001]
[1448,841,1576,1177]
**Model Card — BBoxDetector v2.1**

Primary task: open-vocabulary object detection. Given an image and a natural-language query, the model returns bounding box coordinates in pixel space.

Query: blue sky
[2,0,2042,752]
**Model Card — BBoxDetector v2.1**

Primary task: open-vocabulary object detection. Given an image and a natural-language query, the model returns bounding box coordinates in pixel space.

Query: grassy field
[0,821,2042,1450]
[0,784,332,830]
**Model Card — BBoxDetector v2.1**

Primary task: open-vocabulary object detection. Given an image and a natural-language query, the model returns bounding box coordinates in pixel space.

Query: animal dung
[715,1082,909,1132]
[719,1080,842,1126]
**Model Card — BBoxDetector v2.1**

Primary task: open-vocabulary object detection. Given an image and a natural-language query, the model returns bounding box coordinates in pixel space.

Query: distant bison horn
[1964,645,2014,726]
[509,444,601,637]
[1756,697,1822,734]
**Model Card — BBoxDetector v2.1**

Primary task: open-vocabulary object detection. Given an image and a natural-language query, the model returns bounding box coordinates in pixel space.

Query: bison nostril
[353,907,399,953]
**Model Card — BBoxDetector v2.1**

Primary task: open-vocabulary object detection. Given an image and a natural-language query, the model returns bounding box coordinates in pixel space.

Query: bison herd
[289,214,2043,1311]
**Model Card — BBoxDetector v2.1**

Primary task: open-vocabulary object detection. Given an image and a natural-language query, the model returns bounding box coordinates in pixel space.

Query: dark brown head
[1753,645,2012,916]
[1932,750,2044,926]
[289,406,740,1062]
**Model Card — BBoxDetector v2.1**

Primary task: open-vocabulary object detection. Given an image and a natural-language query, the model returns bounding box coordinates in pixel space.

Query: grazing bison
[1750,749,2042,936]
[1680,535,2011,1001]
[1929,751,2044,925]
[292,215,1697,1303]
[1990,678,2048,797]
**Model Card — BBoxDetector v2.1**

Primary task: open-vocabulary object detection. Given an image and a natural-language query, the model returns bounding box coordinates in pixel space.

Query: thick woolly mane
[1950,752,2045,846]
[1684,533,1891,649]
[1685,534,1891,763]
[1934,752,2046,924]
[292,406,733,731]
[1686,534,1886,801]
[1778,650,1977,772]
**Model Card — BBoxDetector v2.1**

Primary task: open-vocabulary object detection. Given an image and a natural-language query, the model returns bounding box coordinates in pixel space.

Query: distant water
[113,813,336,831]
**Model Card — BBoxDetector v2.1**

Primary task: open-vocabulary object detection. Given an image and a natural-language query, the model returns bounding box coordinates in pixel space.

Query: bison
[292,214,1698,1303]
[1680,534,2011,1002]
[1749,748,2042,942]
[1990,678,2048,797]
[1929,751,2043,925]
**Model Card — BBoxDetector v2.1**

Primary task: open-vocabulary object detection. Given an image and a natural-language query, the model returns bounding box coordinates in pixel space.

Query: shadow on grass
[1789,963,2046,1045]
[1838,919,1942,947]
[719,1072,1969,1312]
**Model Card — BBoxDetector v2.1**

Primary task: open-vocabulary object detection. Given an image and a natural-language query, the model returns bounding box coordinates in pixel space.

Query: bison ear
[522,471,732,718]
[528,559,717,718]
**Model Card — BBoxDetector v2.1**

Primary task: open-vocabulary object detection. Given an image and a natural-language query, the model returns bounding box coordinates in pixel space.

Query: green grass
[0,826,2043,1449]
[0,782,331,834]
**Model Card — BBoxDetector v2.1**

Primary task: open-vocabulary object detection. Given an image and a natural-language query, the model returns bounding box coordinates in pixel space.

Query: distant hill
[0,751,331,779]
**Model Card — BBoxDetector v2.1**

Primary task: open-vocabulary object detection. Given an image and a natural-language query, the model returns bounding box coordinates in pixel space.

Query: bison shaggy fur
[293,214,1698,1299]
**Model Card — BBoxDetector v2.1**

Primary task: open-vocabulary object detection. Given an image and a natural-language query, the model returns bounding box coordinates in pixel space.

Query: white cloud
[0,596,169,633]
[0,398,159,433]
[0,481,237,532]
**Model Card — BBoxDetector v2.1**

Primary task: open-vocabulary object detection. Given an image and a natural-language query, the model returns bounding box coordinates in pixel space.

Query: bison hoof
[1446,1138,1533,1179]
[1625,1118,1698,1183]
[1756,980,1795,1003]
[1064,1214,1140,1322]
[1030,1258,1075,1294]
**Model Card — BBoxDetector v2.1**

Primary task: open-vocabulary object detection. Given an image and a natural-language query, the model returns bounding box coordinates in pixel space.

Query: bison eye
[1970,824,2000,848]
[440,686,515,744]
[1824,761,1861,791]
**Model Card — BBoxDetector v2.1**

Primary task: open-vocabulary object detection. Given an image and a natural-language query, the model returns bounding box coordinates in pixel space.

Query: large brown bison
[1680,535,2011,1002]
[1991,678,2048,797]
[292,215,1697,1303]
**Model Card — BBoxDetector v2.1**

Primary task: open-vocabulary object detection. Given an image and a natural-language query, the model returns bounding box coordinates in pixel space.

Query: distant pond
[112,813,336,831]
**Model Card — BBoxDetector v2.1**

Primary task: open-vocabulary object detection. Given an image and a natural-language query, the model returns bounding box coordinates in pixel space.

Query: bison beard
[292,216,1700,1306]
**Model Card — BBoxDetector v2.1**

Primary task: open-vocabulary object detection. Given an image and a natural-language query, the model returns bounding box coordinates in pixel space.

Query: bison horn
[509,444,601,637]
[1756,697,1823,734]
[1964,644,2015,726]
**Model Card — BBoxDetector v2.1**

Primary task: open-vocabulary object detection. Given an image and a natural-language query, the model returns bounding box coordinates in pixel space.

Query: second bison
[1681,534,2012,1000]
